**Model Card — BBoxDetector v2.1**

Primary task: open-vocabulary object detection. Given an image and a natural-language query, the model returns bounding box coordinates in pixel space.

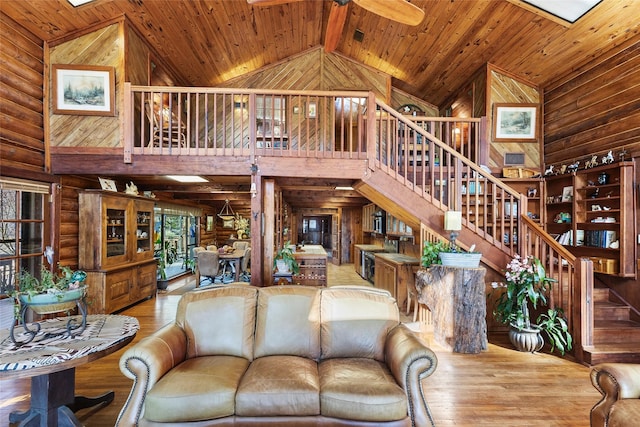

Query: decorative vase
[438,252,482,268]
[275,259,290,273]
[508,324,544,352]
[157,279,170,291]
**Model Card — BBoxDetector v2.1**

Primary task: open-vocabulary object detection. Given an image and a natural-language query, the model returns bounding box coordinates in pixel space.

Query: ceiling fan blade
[325,1,349,53]
[247,0,303,6]
[353,0,425,26]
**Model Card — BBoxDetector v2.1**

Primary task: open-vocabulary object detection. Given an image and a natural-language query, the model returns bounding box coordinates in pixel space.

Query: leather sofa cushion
[319,357,407,422]
[254,286,321,359]
[144,355,249,422]
[236,355,320,416]
[610,400,640,427]
[176,286,257,359]
[320,287,399,361]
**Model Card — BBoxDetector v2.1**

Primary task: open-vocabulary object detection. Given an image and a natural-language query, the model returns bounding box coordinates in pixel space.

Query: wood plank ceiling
[2,0,639,211]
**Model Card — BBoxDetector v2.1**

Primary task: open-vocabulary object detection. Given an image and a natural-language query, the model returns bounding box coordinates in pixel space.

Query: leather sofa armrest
[590,363,640,427]
[385,324,438,427]
[116,323,187,426]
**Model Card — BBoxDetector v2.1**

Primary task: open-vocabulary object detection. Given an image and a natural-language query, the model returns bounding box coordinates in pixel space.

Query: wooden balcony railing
[123,83,591,359]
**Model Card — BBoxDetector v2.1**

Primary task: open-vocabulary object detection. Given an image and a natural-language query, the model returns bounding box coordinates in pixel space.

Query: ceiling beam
[324,1,348,53]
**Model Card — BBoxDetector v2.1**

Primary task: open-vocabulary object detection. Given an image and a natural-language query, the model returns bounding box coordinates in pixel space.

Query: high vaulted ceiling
[3,0,639,212]
[2,0,639,107]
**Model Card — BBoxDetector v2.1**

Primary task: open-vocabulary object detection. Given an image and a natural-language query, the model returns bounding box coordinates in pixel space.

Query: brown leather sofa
[117,285,438,426]
[590,363,640,426]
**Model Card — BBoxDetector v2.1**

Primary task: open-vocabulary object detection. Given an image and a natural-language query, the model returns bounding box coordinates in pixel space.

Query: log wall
[0,12,45,176]
[543,36,640,166]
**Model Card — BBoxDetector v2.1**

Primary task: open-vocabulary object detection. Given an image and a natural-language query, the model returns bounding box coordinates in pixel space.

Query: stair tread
[585,343,640,353]
[595,319,640,328]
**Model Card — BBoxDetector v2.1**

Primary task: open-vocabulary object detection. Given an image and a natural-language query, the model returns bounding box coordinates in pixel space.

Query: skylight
[67,0,96,6]
[522,0,602,23]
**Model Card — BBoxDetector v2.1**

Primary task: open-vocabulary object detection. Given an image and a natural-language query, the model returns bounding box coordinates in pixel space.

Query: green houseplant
[491,254,573,355]
[273,240,299,274]
[421,240,481,268]
[11,265,87,317]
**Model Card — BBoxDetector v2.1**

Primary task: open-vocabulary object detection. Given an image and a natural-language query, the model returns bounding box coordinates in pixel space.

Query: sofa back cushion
[254,286,321,359]
[176,285,257,360]
[320,287,399,362]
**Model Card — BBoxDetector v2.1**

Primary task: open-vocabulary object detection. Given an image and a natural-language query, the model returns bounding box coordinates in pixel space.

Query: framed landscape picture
[492,103,538,141]
[52,64,116,116]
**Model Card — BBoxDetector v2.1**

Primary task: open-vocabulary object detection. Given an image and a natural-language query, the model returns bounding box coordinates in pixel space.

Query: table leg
[234,258,240,282]
[9,368,114,427]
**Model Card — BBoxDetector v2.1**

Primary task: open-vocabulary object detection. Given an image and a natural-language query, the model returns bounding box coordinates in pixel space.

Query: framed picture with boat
[52,64,115,116]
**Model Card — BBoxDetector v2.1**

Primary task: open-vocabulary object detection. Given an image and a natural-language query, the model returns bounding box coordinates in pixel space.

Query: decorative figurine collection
[544,149,619,176]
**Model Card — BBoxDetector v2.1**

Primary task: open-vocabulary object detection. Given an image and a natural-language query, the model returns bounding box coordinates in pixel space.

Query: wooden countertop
[354,244,386,252]
[374,252,421,265]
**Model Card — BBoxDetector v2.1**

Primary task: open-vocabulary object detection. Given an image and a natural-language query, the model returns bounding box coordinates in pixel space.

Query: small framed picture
[561,186,574,202]
[306,101,317,119]
[206,215,214,232]
[492,103,538,141]
[99,177,117,192]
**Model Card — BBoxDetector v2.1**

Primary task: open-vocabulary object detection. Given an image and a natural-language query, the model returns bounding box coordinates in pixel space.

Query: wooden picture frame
[492,103,538,141]
[99,177,117,192]
[561,186,574,202]
[52,64,116,116]
[306,101,317,119]
[206,215,214,232]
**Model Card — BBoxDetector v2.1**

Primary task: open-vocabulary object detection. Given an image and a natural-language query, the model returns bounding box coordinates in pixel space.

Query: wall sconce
[250,182,257,198]
[444,210,462,251]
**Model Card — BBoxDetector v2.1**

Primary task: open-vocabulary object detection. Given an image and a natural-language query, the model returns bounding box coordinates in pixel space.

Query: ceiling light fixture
[166,175,208,183]
[522,0,602,23]
[335,186,354,191]
[218,199,236,221]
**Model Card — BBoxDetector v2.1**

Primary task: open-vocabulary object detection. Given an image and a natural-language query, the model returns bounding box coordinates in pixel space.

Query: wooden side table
[415,266,487,354]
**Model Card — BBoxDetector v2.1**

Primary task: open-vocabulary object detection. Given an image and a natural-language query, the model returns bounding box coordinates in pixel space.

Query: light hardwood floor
[1,263,600,426]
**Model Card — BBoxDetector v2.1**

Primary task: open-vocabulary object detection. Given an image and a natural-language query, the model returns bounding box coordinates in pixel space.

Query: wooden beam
[324,2,348,53]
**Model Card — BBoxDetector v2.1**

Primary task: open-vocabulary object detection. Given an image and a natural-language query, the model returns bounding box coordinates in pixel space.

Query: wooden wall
[0,12,45,177]
[543,36,640,166]
[49,22,123,148]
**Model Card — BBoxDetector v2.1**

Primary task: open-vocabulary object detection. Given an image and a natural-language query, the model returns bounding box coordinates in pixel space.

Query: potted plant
[156,251,170,290]
[490,254,573,355]
[273,240,299,274]
[421,240,482,268]
[10,265,87,317]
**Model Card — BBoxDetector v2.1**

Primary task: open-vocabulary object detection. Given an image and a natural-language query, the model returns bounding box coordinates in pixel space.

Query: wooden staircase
[583,284,640,364]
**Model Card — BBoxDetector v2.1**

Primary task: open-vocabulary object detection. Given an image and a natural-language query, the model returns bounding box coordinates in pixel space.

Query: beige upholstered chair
[206,245,218,251]
[232,241,249,251]
[240,247,251,282]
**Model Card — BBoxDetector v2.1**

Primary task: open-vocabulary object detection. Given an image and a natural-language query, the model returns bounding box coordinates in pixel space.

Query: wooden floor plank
[0,263,599,426]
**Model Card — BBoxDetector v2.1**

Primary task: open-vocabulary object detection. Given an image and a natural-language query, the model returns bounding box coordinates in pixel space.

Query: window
[0,178,49,295]
[256,95,286,139]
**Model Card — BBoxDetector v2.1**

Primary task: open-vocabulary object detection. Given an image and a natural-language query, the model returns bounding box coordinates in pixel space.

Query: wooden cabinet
[79,190,157,313]
[386,213,413,237]
[362,203,376,233]
[292,245,327,286]
[373,254,420,311]
[545,162,636,277]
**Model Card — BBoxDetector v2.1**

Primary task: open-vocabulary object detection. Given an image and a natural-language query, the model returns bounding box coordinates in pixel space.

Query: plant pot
[508,324,544,352]
[157,279,170,291]
[18,286,86,315]
[275,259,290,273]
[438,252,482,268]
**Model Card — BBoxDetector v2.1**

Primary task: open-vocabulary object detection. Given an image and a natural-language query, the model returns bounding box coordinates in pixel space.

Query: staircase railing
[123,84,591,358]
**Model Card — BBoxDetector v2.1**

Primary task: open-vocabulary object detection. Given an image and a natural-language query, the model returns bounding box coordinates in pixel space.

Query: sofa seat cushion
[236,355,320,416]
[145,355,249,423]
[609,400,640,427]
[319,358,407,422]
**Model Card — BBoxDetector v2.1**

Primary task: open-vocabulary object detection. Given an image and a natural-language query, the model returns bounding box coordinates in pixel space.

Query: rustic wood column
[415,266,487,354]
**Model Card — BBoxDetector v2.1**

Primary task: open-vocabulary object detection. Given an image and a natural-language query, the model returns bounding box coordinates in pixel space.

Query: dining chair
[197,250,220,286]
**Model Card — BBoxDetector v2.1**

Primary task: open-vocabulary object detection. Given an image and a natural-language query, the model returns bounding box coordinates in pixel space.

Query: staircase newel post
[365,92,376,174]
